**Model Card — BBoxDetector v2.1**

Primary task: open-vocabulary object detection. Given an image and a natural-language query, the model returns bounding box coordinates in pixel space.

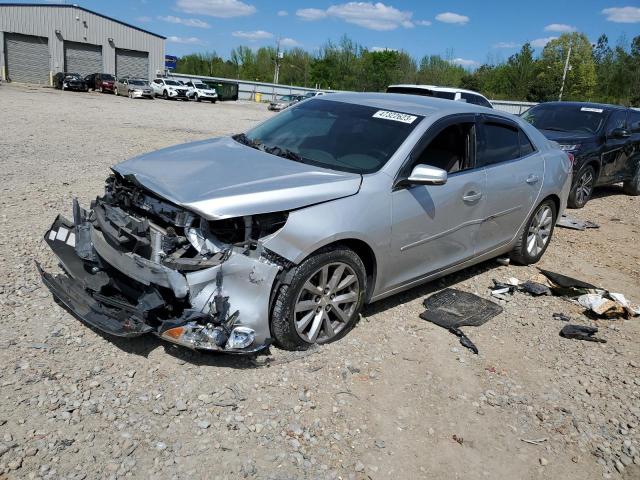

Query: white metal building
[0,3,165,84]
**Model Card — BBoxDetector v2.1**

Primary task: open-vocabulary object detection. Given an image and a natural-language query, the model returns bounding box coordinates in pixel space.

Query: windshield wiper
[264,145,305,163]
[232,133,262,149]
[542,127,568,132]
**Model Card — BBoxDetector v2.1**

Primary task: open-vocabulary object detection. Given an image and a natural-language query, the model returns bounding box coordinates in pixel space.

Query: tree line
[175,32,640,106]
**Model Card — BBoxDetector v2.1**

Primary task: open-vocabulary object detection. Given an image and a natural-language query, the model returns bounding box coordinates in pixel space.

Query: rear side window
[519,130,535,157]
[461,93,492,108]
[479,122,520,166]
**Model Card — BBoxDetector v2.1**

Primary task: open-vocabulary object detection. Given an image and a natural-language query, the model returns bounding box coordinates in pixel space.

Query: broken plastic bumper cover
[38,210,276,354]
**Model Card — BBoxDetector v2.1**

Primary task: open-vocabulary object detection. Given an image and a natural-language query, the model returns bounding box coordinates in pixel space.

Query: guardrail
[168,73,537,113]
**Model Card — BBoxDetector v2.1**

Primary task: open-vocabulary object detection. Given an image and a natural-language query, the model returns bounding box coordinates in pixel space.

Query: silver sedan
[39,94,572,353]
[114,78,153,99]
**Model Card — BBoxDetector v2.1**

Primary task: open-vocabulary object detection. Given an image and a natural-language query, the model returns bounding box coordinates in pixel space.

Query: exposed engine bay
[37,173,288,353]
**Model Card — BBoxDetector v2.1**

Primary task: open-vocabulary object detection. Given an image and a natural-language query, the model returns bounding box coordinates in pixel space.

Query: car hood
[112,136,362,220]
[538,129,598,144]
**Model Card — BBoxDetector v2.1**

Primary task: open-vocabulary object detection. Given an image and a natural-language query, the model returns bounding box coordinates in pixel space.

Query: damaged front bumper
[39,191,282,354]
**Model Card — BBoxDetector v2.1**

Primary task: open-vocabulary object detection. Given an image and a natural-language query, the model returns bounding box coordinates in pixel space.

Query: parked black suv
[523,102,640,208]
[53,72,88,92]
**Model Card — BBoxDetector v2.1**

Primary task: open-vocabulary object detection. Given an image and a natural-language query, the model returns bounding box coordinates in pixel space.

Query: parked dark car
[53,72,88,92]
[523,102,640,208]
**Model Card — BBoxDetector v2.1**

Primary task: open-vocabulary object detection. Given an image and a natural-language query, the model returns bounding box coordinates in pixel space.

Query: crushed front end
[38,173,286,354]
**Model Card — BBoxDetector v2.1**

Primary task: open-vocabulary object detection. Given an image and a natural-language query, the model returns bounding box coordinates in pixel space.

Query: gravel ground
[0,84,639,480]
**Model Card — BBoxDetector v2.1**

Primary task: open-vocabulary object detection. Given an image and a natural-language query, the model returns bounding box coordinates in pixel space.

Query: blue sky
[37,1,640,65]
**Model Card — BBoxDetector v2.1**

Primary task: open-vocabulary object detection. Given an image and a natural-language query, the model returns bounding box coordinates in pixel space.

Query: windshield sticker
[373,110,418,124]
[581,107,603,113]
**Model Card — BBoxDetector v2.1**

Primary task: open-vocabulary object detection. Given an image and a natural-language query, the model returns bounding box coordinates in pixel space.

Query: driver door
[384,114,486,291]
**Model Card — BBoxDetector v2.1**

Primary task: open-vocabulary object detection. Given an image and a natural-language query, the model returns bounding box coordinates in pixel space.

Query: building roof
[0,3,165,39]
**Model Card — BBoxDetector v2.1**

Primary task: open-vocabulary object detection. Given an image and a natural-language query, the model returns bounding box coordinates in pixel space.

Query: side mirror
[609,128,631,139]
[407,164,448,185]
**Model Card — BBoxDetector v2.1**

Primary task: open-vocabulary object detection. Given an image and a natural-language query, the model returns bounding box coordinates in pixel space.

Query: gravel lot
[1,83,639,480]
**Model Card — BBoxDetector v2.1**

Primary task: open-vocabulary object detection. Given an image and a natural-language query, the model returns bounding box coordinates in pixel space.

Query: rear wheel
[622,166,640,196]
[568,165,596,208]
[271,247,366,350]
[510,199,557,265]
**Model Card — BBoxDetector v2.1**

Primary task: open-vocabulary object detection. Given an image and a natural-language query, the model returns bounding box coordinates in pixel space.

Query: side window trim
[393,113,479,190]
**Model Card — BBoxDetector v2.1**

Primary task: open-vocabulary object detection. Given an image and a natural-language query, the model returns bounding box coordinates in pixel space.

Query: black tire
[211,99,217,104]
[510,198,557,265]
[163,90,169,100]
[271,247,366,351]
[568,165,596,208]
[196,94,201,102]
[622,166,640,196]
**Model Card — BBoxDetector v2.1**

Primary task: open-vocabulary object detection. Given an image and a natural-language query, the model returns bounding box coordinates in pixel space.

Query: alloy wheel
[293,262,360,343]
[526,205,553,257]
[575,170,594,206]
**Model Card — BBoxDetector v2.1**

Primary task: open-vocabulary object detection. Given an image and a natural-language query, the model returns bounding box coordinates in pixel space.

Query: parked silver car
[114,78,153,99]
[38,94,571,354]
[268,94,304,111]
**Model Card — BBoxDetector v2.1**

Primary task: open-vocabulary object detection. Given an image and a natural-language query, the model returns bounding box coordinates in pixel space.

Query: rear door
[475,115,544,254]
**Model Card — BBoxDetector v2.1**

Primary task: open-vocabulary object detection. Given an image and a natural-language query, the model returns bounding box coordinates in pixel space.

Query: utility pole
[273,37,282,84]
[558,42,572,101]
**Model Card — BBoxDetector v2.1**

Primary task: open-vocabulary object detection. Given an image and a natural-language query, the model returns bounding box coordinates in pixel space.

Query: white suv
[183,80,218,103]
[151,78,189,101]
[387,84,493,109]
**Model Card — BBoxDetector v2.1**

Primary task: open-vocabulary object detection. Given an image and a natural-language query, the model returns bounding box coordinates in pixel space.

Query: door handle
[526,175,540,184]
[462,191,483,202]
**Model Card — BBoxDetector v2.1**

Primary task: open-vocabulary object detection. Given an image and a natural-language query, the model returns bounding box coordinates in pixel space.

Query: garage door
[4,33,49,84]
[64,41,102,77]
[115,49,149,79]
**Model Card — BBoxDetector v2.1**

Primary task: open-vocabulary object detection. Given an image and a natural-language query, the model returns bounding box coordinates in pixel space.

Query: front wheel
[114,87,119,96]
[271,247,366,350]
[163,90,169,100]
[510,199,557,265]
[622,166,640,196]
[568,165,596,208]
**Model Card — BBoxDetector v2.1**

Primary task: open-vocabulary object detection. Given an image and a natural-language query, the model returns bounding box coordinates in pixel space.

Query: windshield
[164,80,180,86]
[65,73,80,78]
[387,86,456,100]
[129,80,146,86]
[239,99,423,174]
[278,95,296,102]
[522,105,607,134]
[102,74,114,80]
[195,83,209,89]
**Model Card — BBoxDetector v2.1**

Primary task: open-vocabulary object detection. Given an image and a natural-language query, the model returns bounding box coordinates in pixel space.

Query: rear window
[387,86,456,100]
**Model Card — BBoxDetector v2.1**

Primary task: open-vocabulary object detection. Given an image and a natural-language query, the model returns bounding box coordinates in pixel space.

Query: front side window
[241,99,423,174]
[478,122,520,166]
[413,123,475,173]
[607,111,627,133]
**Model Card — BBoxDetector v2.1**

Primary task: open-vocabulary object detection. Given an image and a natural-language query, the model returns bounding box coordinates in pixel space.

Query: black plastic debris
[492,279,517,294]
[560,324,606,343]
[552,312,571,322]
[520,281,552,296]
[556,215,600,231]
[420,288,503,354]
[538,269,597,290]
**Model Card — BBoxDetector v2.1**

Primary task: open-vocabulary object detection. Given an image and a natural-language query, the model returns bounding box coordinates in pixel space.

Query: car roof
[388,84,489,98]
[532,101,628,111]
[314,92,502,117]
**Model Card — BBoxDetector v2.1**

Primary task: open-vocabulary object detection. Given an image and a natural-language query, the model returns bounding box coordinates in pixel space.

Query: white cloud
[415,19,431,26]
[435,12,469,25]
[136,16,152,23]
[297,2,415,31]
[493,41,520,49]
[277,10,288,16]
[232,30,273,41]
[159,15,210,28]
[296,8,328,20]
[280,37,301,47]
[451,57,478,67]
[531,36,557,48]
[167,35,203,44]
[601,6,640,23]
[176,0,256,18]
[544,23,576,32]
